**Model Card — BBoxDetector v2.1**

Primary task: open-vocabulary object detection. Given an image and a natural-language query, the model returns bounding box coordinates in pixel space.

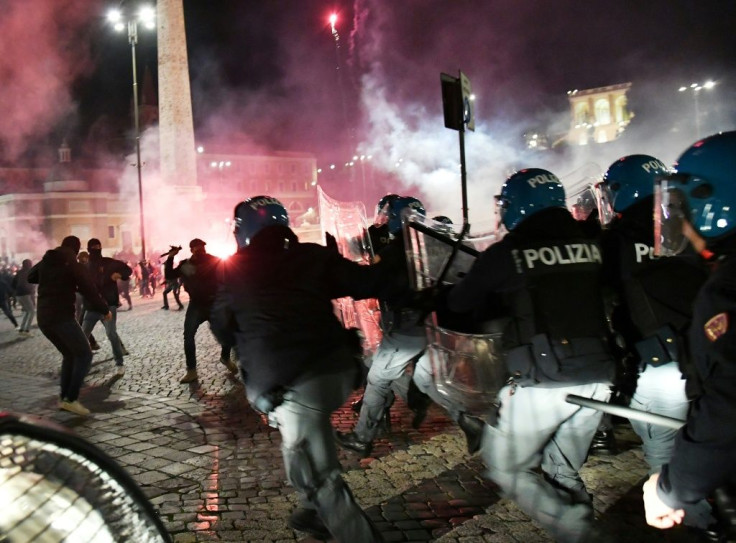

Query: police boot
[458,413,485,455]
[588,429,618,456]
[288,508,331,540]
[407,379,432,429]
[335,431,373,458]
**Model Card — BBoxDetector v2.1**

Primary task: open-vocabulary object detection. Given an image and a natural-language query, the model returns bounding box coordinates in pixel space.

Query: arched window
[614,95,628,123]
[594,98,611,125]
[574,103,589,125]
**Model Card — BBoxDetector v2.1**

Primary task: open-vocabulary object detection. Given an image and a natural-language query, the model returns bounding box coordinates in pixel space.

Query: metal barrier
[0,412,171,543]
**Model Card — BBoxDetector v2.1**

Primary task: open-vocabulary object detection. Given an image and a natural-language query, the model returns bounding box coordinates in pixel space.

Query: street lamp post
[108,5,156,261]
[679,81,716,139]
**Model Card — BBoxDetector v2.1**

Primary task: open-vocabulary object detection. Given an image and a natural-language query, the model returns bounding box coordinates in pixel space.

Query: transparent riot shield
[318,187,382,356]
[403,214,508,414]
[0,412,172,543]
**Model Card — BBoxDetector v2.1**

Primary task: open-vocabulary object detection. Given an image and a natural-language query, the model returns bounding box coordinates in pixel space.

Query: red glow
[329,13,337,26]
[205,240,237,260]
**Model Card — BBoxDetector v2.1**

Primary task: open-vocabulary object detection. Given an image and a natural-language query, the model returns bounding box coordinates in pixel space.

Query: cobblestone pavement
[0,295,700,542]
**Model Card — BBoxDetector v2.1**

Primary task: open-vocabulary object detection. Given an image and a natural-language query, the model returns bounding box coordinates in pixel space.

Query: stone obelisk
[157,0,198,190]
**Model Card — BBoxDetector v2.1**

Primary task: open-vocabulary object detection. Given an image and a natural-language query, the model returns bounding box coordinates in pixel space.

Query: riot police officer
[210,196,384,542]
[336,196,432,457]
[447,168,616,543]
[367,193,398,257]
[411,214,487,454]
[643,131,736,530]
[600,155,714,529]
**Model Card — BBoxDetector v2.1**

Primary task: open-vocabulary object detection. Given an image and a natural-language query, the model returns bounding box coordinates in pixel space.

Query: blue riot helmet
[655,131,736,255]
[233,195,289,248]
[432,215,453,225]
[601,155,669,219]
[497,168,566,231]
[374,193,399,226]
[387,196,425,235]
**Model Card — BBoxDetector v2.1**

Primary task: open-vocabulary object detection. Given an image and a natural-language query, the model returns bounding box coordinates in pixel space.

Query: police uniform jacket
[447,207,615,386]
[600,198,708,379]
[211,225,381,402]
[658,247,736,509]
[371,234,427,335]
[168,252,221,307]
[28,246,108,325]
[85,253,133,309]
[368,224,391,256]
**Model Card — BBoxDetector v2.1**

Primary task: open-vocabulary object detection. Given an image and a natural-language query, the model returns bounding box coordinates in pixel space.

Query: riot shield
[318,187,382,356]
[404,214,508,414]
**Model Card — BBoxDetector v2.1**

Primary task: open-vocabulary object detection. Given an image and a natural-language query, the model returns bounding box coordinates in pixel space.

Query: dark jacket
[370,234,427,334]
[28,247,108,325]
[447,207,615,386]
[167,251,221,306]
[85,253,132,309]
[211,225,381,401]
[12,261,34,296]
[600,198,708,389]
[658,248,736,509]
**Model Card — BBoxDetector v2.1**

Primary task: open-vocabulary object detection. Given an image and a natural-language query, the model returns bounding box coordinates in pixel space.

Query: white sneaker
[116,366,125,376]
[59,400,91,416]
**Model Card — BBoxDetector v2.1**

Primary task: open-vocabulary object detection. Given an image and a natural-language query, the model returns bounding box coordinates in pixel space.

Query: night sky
[1,0,735,221]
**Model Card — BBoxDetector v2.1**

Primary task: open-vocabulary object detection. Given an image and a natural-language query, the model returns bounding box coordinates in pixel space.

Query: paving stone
[0,298,698,542]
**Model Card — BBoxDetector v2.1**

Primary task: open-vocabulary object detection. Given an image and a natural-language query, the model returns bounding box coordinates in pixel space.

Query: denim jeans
[1,297,18,328]
[184,303,229,370]
[39,319,93,402]
[83,306,124,366]
[163,280,183,309]
[17,294,35,332]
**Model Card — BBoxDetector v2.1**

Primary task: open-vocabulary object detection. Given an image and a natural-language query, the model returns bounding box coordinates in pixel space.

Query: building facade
[0,142,319,264]
[567,83,633,145]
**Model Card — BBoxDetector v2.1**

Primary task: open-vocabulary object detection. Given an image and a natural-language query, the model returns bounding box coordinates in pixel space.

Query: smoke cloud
[0,0,95,162]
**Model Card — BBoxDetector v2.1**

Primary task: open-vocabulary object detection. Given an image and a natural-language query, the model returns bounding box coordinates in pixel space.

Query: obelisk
[157,0,198,189]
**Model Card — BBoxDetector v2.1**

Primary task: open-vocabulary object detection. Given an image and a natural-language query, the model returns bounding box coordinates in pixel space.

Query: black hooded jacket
[85,251,132,309]
[167,251,221,306]
[28,246,108,325]
[211,225,382,401]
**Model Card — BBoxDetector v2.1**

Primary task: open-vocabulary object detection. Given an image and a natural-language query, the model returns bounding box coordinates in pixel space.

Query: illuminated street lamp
[107,4,156,260]
[679,80,716,139]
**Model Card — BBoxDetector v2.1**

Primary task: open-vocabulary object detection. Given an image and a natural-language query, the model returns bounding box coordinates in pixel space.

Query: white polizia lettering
[249,196,281,209]
[526,173,560,188]
[522,243,601,269]
[641,159,667,174]
[634,242,656,263]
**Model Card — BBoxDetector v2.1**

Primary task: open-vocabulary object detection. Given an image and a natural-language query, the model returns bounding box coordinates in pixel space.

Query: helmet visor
[594,182,616,226]
[374,202,390,226]
[494,195,508,230]
[654,177,689,256]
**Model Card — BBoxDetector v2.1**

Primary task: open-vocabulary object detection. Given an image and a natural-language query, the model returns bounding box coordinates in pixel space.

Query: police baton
[565,394,685,430]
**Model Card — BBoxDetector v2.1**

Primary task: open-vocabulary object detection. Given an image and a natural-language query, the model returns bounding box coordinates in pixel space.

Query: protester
[81,238,132,376]
[166,240,236,383]
[11,259,35,335]
[28,236,110,416]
